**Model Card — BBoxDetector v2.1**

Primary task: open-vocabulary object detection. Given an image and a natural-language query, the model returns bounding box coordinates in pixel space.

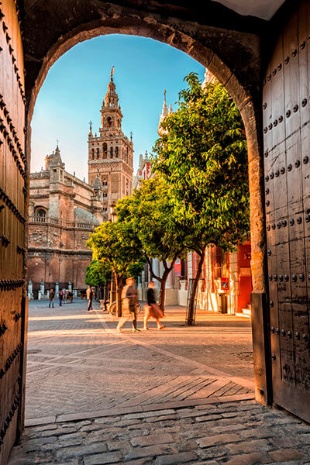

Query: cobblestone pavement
[8,299,310,464]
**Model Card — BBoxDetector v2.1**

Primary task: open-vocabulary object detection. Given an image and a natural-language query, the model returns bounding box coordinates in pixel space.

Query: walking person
[48,288,55,308]
[117,277,140,332]
[86,285,93,311]
[144,280,164,330]
[59,289,63,306]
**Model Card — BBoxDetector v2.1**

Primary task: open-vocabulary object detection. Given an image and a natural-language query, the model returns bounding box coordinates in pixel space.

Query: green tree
[86,220,145,316]
[153,73,249,324]
[116,176,188,310]
[85,259,112,302]
[85,260,111,287]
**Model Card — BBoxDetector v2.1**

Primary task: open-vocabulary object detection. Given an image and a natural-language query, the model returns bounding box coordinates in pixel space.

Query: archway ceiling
[22,0,291,113]
[213,0,286,21]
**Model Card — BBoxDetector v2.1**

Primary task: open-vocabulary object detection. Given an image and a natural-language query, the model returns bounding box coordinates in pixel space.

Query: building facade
[28,70,134,297]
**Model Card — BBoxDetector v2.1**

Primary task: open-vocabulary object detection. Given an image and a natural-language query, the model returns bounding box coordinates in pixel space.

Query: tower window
[110,147,113,158]
[103,143,107,159]
[34,208,47,222]
[115,147,119,158]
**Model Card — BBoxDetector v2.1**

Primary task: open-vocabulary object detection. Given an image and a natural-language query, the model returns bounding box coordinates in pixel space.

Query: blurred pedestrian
[68,291,73,303]
[144,281,164,330]
[86,285,93,311]
[59,289,63,306]
[117,277,140,332]
[49,288,55,308]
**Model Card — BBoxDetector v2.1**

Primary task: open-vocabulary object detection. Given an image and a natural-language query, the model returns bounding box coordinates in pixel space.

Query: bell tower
[88,67,134,220]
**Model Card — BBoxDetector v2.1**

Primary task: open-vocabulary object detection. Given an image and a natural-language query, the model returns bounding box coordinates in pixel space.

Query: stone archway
[24,1,266,291]
[23,4,268,405]
[2,1,280,463]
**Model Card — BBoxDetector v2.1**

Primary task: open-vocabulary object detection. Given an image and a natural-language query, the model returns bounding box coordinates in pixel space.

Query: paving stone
[196,445,228,460]
[125,444,177,460]
[222,451,273,464]
[83,451,124,464]
[130,433,175,447]
[56,442,108,460]
[196,433,240,448]
[269,435,308,449]
[268,448,306,461]
[124,410,176,420]
[154,451,198,464]
[41,439,81,451]
[226,438,274,454]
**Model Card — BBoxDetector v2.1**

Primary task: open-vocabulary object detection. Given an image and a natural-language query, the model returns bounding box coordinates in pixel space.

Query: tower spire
[158,90,170,136]
[103,66,119,109]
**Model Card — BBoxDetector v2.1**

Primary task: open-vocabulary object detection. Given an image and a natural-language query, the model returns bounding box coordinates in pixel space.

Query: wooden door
[263,1,310,422]
[0,2,27,464]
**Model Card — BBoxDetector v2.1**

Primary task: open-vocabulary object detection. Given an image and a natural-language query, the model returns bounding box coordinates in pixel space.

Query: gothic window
[107,116,112,127]
[115,147,119,158]
[34,208,47,223]
[110,147,113,158]
[103,143,107,159]
[96,148,100,159]
[91,149,95,160]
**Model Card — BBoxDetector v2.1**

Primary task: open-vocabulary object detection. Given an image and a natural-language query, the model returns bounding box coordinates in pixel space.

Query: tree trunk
[158,267,171,311]
[186,250,205,325]
[111,272,117,304]
[147,256,178,312]
[116,274,123,317]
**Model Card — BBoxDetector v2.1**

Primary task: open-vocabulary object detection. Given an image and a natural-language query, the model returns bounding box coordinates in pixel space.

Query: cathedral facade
[27,70,134,297]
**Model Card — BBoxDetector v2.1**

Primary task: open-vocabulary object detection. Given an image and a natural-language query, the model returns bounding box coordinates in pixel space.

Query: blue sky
[31,34,205,180]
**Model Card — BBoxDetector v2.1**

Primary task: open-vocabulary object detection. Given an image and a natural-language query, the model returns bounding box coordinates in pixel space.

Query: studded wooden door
[0,1,28,464]
[263,1,310,422]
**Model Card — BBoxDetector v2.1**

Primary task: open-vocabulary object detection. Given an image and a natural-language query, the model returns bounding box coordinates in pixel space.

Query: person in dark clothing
[144,281,164,330]
[59,289,63,306]
[49,288,55,308]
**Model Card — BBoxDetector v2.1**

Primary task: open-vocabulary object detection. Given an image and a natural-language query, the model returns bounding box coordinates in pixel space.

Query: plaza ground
[8,298,310,464]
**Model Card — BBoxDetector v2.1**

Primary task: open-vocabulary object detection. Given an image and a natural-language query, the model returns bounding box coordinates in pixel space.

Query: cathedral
[27,69,134,297]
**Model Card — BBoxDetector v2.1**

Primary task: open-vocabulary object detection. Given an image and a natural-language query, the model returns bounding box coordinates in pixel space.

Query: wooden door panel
[263,3,310,422]
[0,2,27,464]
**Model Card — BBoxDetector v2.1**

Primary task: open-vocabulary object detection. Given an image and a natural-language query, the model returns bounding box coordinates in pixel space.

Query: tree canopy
[116,176,188,309]
[153,72,249,250]
[86,220,145,314]
[152,72,250,322]
[85,259,111,288]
